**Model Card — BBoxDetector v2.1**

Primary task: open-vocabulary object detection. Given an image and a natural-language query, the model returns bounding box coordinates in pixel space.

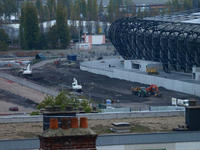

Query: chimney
[39,116,97,150]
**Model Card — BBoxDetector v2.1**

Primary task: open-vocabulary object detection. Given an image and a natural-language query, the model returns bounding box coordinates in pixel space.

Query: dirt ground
[0,116,185,139]
[0,46,198,112]
[0,76,45,114]
[8,61,197,110]
[0,89,37,113]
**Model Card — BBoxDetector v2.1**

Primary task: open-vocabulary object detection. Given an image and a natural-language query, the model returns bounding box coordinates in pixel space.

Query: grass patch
[130,124,152,133]
[91,125,112,134]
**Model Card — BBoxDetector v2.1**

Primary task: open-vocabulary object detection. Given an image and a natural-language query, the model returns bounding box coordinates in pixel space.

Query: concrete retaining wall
[78,111,184,120]
[0,111,184,123]
[0,115,43,123]
[80,65,200,97]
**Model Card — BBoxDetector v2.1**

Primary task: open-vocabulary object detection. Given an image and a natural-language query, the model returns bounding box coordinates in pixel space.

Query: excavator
[131,86,149,97]
[131,84,161,97]
[18,64,32,76]
[146,84,161,97]
[72,78,82,92]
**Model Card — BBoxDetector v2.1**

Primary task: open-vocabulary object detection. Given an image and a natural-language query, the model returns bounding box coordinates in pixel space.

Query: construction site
[0,48,197,114]
[2,3,200,150]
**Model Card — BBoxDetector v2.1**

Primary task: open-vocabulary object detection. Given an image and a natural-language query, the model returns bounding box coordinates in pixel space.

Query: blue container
[67,54,77,61]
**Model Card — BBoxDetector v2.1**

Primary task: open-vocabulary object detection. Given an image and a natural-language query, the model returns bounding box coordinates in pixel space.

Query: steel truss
[109,17,200,72]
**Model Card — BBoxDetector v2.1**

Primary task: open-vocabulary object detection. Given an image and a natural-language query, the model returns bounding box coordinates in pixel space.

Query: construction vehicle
[72,78,82,92]
[131,84,161,97]
[131,87,149,97]
[19,64,32,75]
[146,84,161,97]
[146,68,159,75]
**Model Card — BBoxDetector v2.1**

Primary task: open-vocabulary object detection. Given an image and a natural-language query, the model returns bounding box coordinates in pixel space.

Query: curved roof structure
[109,13,200,72]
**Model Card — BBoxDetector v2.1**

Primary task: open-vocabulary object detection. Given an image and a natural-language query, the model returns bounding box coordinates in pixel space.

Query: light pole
[79,14,83,49]
[89,82,94,101]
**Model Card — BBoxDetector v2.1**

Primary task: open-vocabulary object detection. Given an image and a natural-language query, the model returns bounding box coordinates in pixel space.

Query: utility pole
[78,14,83,50]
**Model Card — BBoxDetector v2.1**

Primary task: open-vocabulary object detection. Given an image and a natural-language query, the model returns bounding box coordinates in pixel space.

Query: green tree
[108,0,115,22]
[74,0,80,20]
[59,0,73,19]
[43,5,50,21]
[166,0,182,12]
[80,0,87,18]
[36,0,45,21]
[47,0,56,19]
[37,91,93,112]
[19,6,25,49]
[56,5,70,49]
[20,3,40,49]
[87,0,93,21]
[46,25,58,49]
[98,0,104,21]
[92,0,98,21]
[2,0,17,20]
[0,29,9,51]
[183,0,192,10]
[0,1,3,18]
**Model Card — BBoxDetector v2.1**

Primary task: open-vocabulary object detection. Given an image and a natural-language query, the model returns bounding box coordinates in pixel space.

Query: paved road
[32,58,66,69]
[0,72,59,97]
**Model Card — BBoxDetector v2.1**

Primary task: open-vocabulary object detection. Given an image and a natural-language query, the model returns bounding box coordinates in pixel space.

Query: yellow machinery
[146,68,158,75]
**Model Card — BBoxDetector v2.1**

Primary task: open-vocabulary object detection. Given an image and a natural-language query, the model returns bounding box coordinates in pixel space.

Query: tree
[46,25,58,49]
[123,0,136,16]
[37,91,93,113]
[92,0,98,21]
[0,1,3,18]
[74,0,80,20]
[0,29,9,51]
[56,5,70,49]
[183,0,192,10]
[35,0,45,21]
[108,0,115,22]
[47,0,56,19]
[80,0,87,19]
[98,0,104,21]
[20,3,40,49]
[19,6,25,49]
[87,0,93,21]
[1,0,17,20]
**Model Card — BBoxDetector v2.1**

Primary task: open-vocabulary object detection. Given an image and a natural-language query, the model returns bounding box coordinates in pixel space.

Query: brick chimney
[39,117,97,150]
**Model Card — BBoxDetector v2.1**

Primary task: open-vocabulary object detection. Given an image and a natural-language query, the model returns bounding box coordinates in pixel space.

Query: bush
[37,95,55,109]
[37,92,93,113]
[0,41,8,51]
[30,111,40,116]
[0,29,9,51]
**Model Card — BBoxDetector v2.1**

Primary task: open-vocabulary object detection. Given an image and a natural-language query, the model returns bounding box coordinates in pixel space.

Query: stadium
[109,10,200,73]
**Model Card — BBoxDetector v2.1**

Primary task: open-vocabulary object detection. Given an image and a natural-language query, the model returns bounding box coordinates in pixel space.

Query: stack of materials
[111,122,131,133]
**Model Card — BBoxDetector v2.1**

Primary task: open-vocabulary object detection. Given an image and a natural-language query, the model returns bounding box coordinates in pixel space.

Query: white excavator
[72,78,82,92]
[19,64,32,75]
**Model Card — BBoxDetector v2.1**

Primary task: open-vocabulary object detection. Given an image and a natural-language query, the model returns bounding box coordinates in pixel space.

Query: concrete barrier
[78,111,184,120]
[0,111,184,123]
[80,62,200,97]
